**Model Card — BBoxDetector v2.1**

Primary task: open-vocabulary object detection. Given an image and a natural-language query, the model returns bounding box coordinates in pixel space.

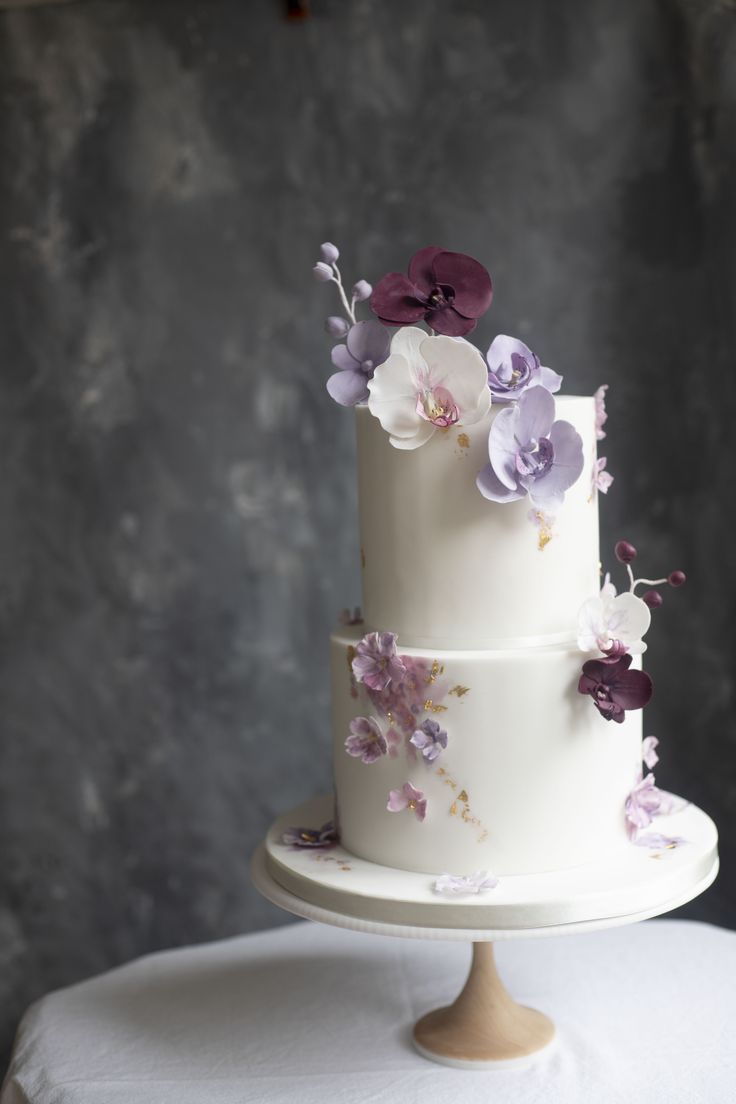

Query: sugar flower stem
[331,263,357,325]
[627,563,668,593]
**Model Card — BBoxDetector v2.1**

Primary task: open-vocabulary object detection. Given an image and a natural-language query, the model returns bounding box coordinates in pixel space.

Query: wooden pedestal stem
[413,942,556,1065]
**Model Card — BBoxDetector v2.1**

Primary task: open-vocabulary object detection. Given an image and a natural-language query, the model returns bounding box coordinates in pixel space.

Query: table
[2,919,734,1103]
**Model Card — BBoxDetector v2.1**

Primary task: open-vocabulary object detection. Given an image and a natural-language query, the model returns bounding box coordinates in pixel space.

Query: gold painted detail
[423,699,448,713]
[426,660,445,685]
[457,432,470,449]
[436,769,488,843]
[449,684,470,698]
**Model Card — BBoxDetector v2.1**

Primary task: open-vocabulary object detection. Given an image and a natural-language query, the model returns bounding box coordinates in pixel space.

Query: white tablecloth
[2,918,734,1103]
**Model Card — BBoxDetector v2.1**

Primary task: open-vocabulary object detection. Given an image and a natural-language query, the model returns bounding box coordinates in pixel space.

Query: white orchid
[577,574,651,655]
[367,327,491,450]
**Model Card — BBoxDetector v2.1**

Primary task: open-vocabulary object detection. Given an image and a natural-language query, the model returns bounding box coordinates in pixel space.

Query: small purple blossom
[633,832,686,850]
[485,335,562,403]
[410,718,448,762]
[642,735,659,769]
[578,654,653,723]
[433,870,499,897]
[625,772,665,839]
[344,716,387,763]
[327,320,392,407]
[594,384,609,440]
[592,456,614,495]
[370,246,493,337]
[387,781,427,821]
[352,631,407,692]
[477,387,584,510]
[282,821,338,849]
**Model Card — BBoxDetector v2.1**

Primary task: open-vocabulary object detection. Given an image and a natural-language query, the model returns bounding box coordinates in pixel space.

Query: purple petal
[370,273,426,325]
[476,462,525,503]
[346,320,391,365]
[486,334,535,375]
[530,420,584,504]
[431,251,493,318]
[516,386,555,443]
[387,788,407,812]
[611,668,653,710]
[537,365,563,393]
[326,370,370,406]
[331,343,358,371]
[425,306,477,337]
[488,406,524,491]
[407,246,445,295]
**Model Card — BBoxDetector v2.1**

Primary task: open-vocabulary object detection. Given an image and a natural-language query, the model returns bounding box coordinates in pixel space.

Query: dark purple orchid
[485,335,562,402]
[578,654,653,723]
[326,321,391,406]
[370,246,493,337]
[282,821,338,849]
[476,386,584,510]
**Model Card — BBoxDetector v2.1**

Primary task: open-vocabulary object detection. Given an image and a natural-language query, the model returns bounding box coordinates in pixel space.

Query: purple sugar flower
[282,821,338,849]
[476,386,584,510]
[642,735,659,769]
[352,631,407,692]
[633,832,686,850]
[344,716,387,763]
[410,718,448,762]
[625,772,665,839]
[578,654,653,723]
[433,870,499,897]
[592,456,614,495]
[387,781,427,821]
[594,384,609,440]
[370,246,493,337]
[326,320,391,407]
[485,335,562,402]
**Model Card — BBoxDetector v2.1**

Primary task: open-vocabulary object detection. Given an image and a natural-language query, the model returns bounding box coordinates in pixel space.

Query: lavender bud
[325,315,350,337]
[312,261,334,283]
[643,589,663,609]
[614,540,637,564]
[352,279,372,302]
[668,570,686,588]
[319,242,340,263]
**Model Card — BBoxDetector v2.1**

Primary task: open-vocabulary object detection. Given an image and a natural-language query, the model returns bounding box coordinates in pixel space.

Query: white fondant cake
[287,241,701,892]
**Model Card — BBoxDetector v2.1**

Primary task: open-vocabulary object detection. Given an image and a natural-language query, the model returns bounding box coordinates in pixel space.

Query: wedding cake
[299,244,687,887]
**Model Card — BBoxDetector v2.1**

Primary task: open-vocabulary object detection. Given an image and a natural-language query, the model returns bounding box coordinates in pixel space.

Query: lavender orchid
[344,716,387,763]
[410,718,448,762]
[578,654,653,723]
[433,870,499,897]
[476,386,584,510]
[327,321,391,407]
[351,631,407,692]
[370,246,493,337]
[387,782,427,822]
[485,335,562,402]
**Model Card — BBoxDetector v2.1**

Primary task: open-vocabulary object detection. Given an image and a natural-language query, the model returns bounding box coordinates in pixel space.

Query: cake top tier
[356,396,600,647]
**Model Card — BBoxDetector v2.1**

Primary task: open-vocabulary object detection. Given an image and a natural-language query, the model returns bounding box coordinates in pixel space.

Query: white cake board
[251,794,718,1069]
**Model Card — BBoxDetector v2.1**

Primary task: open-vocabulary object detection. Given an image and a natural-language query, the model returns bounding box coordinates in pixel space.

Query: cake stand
[251,794,718,1070]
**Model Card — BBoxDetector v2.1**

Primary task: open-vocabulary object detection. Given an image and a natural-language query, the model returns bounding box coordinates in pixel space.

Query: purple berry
[614,540,637,564]
[643,589,663,609]
[352,279,372,302]
[668,570,686,587]
[319,242,340,263]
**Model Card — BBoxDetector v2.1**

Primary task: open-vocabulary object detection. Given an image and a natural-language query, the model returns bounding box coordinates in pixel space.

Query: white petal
[390,420,436,450]
[389,326,430,368]
[608,592,651,646]
[418,334,489,417]
[368,354,421,439]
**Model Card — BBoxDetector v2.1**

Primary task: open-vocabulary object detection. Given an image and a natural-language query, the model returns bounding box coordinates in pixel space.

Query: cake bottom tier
[331,628,644,877]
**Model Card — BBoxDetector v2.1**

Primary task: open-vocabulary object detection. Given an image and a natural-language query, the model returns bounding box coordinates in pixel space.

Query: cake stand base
[251,794,718,1069]
[412,942,556,1069]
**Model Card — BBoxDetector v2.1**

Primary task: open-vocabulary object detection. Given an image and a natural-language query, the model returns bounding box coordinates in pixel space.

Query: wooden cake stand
[251,794,718,1070]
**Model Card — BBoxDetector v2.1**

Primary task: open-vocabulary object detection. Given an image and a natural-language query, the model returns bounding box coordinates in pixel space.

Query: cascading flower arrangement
[312,240,594,538]
[576,539,686,723]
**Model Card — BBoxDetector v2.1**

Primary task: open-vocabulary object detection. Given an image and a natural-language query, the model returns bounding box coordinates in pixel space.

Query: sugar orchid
[367,327,491,450]
[578,654,653,723]
[326,321,391,407]
[370,246,493,337]
[476,386,584,509]
[577,575,652,656]
[485,335,562,402]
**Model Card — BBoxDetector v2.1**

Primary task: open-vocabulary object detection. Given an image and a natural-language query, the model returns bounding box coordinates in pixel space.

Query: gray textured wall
[1,0,734,1070]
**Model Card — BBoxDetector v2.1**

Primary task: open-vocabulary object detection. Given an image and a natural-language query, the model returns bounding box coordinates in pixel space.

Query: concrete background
[0,0,734,1070]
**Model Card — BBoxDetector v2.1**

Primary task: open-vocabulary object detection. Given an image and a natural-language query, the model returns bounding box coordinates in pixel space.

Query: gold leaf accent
[458,789,469,803]
[423,699,448,713]
[457,432,470,449]
[426,660,444,685]
[450,802,458,816]
[449,684,470,698]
